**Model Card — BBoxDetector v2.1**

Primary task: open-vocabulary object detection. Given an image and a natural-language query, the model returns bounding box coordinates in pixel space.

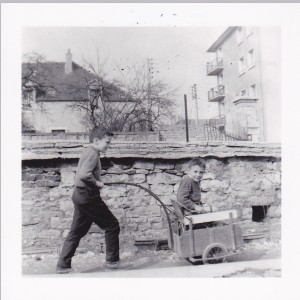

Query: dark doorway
[252,205,270,222]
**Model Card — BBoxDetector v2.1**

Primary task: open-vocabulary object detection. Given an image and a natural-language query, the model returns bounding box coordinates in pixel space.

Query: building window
[247,49,255,67]
[250,84,256,97]
[47,88,56,97]
[51,129,66,136]
[241,89,247,96]
[239,56,245,74]
[236,27,243,44]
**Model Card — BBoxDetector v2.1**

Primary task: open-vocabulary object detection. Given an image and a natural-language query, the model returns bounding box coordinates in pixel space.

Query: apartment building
[206,27,280,142]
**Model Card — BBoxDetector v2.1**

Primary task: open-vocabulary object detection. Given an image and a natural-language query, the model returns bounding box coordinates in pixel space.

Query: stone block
[35,180,59,188]
[22,213,41,226]
[127,223,138,231]
[105,198,120,209]
[159,195,174,206]
[102,174,129,183]
[59,199,74,216]
[22,173,38,181]
[126,208,141,218]
[155,161,175,170]
[150,184,173,196]
[151,222,164,229]
[50,217,72,229]
[147,172,181,185]
[202,172,216,180]
[49,187,73,202]
[133,160,154,170]
[127,185,150,198]
[175,161,189,173]
[165,170,178,175]
[125,169,136,175]
[138,224,150,232]
[268,205,281,218]
[202,179,230,192]
[22,181,36,188]
[241,208,252,220]
[129,174,146,184]
[41,209,65,218]
[205,159,225,179]
[135,169,149,175]
[22,225,40,239]
[149,217,162,224]
[23,188,49,203]
[106,165,125,174]
[24,168,44,175]
[60,170,75,187]
[37,229,61,239]
[148,206,161,217]
[101,185,127,198]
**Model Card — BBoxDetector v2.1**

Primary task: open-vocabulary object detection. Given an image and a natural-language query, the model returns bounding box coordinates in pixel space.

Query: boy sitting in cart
[176,158,211,216]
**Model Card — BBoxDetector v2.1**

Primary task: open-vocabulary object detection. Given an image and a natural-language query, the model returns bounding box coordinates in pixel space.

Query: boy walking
[56,126,130,273]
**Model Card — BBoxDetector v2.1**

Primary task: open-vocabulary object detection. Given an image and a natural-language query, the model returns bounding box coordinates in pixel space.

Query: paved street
[23,239,281,278]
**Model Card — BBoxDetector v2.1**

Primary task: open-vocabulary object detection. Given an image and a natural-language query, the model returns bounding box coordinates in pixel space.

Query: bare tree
[70,56,178,132]
[22,52,53,132]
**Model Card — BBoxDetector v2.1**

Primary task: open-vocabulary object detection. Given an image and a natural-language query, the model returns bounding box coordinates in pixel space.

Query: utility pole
[184,94,189,143]
[147,57,154,131]
[191,83,199,126]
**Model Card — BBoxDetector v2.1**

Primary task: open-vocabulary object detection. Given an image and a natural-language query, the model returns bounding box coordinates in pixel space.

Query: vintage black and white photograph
[2,3,300,300]
[21,24,282,276]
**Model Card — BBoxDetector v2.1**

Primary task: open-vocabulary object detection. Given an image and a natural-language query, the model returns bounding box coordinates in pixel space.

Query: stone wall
[22,141,281,252]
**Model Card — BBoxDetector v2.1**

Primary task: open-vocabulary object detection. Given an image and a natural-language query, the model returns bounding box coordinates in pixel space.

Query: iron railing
[204,115,248,141]
[208,85,225,101]
[207,57,224,75]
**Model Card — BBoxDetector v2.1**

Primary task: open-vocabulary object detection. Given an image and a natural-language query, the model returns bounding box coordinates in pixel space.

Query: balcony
[208,85,225,102]
[206,57,224,76]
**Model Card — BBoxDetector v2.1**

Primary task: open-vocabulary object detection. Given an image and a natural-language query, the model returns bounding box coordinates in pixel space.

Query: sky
[22,27,226,120]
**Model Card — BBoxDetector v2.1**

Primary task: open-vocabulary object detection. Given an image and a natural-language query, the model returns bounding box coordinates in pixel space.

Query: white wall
[258,27,281,142]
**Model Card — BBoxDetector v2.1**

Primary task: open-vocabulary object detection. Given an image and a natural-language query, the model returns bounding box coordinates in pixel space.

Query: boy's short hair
[188,158,206,169]
[89,125,114,142]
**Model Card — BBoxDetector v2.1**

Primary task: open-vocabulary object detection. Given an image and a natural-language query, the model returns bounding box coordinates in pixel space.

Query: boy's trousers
[57,187,120,268]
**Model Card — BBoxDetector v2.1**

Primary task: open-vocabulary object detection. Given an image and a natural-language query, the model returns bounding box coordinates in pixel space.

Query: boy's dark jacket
[177,175,201,210]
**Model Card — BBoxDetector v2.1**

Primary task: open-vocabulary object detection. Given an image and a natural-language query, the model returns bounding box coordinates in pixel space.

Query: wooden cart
[106,182,243,264]
[169,200,243,264]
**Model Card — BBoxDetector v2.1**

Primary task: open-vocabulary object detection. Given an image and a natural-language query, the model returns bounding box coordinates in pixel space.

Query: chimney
[65,49,72,74]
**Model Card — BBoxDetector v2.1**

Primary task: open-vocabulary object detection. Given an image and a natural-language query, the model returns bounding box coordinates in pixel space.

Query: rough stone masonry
[22,141,281,252]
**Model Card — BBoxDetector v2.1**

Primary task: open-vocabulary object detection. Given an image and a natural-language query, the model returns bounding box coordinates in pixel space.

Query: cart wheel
[202,243,227,264]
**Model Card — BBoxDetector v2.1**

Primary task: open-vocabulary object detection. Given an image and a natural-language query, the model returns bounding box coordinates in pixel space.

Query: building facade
[206,27,281,142]
[22,50,128,134]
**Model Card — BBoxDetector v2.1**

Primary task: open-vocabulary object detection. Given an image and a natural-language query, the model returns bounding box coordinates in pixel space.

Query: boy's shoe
[105,260,132,270]
[56,266,74,274]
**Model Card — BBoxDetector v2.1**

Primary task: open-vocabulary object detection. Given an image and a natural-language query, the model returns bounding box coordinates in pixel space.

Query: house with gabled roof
[22,49,130,133]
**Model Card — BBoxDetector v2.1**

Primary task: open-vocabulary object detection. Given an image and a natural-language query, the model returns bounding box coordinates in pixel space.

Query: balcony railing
[207,57,224,75]
[208,85,225,102]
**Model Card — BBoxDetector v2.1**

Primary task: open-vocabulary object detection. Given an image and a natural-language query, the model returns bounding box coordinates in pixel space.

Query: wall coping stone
[22,140,281,161]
